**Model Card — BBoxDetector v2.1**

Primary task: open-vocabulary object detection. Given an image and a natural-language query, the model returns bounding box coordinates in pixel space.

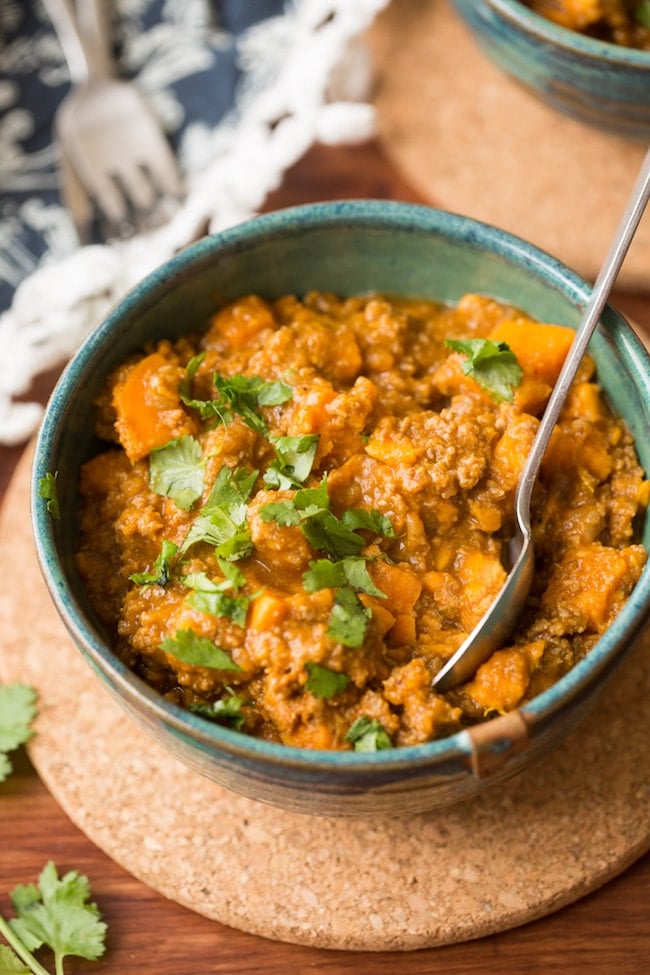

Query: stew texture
[523,0,650,50]
[76,292,648,750]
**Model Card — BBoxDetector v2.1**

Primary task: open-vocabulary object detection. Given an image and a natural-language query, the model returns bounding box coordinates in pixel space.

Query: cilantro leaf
[304,662,350,699]
[327,587,371,648]
[257,500,301,527]
[183,572,250,627]
[180,465,256,560]
[160,629,243,671]
[216,557,246,589]
[0,944,31,973]
[445,338,523,403]
[129,540,179,587]
[212,374,293,435]
[303,557,386,598]
[346,716,392,752]
[340,508,395,538]
[264,434,319,489]
[292,477,331,513]
[204,464,257,514]
[149,435,204,510]
[7,861,107,972]
[189,692,249,730]
[0,684,37,783]
[302,558,346,591]
[178,353,228,423]
[37,473,60,520]
[300,509,367,559]
[260,475,394,561]
[0,754,12,783]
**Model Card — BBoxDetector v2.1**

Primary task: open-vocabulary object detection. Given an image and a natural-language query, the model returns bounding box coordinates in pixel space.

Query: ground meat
[524,0,650,51]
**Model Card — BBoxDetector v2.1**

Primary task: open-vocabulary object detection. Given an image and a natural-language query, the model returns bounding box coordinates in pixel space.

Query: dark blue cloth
[0,0,285,312]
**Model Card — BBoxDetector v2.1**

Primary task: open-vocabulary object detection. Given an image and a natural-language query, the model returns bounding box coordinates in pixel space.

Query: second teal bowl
[451,0,650,139]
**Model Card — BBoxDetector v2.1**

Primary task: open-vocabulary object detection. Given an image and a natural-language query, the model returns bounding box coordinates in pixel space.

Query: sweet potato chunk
[113,352,195,462]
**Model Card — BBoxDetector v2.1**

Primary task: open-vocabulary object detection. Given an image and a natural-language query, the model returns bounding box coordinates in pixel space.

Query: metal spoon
[433,146,650,693]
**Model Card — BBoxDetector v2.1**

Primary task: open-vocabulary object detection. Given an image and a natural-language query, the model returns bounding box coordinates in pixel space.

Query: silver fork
[43,0,182,241]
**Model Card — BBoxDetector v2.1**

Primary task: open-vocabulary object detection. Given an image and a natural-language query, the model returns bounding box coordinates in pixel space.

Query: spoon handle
[515,146,650,524]
[433,146,650,693]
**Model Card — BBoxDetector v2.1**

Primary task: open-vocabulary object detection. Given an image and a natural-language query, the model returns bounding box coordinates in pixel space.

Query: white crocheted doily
[0,0,389,445]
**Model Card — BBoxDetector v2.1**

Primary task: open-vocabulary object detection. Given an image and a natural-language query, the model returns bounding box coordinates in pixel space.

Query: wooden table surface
[1,141,648,974]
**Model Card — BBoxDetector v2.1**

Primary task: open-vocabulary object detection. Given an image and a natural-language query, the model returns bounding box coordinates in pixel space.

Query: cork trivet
[1,448,648,951]
[368,0,650,291]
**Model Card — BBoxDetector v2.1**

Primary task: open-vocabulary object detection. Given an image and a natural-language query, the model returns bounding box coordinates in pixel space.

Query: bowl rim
[474,0,650,67]
[31,199,650,776]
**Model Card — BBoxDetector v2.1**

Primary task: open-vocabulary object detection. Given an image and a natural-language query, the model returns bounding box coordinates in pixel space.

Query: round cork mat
[368,0,650,291]
[1,448,649,952]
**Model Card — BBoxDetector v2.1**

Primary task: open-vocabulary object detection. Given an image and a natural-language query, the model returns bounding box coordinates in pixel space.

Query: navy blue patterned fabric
[0,0,285,312]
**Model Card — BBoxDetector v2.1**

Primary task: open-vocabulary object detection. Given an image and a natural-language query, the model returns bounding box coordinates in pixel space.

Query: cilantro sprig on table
[445,337,523,403]
[0,684,37,783]
[0,862,106,975]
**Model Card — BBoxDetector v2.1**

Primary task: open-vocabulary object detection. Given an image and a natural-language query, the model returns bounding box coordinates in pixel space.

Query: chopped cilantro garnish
[260,476,330,527]
[212,374,293,435]
[0,684,37,783]
[149,435,205,510]
[160,629,243,671]
[260,474,394,560]
[340,508,395,538]
[183,571,250,627]
[129,539,178,586]
[301,510,369,559]
[346,715,392,752]
[304,662,350,699]
[260,475,394,648]
[264,434,319,489]
[303,556,386,598]
[205,464,257,512]
[327,587,372,648]
[180,359,293,433]
[180,465,256,560]
[445,337,523,403]
[178,353,225,423]
[215,557,246,589]
[37,473,60,520]
[0,861,107,975]
[189,692,249,730]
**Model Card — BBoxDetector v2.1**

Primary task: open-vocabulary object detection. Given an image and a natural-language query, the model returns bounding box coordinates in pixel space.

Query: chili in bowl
[32,201,650,817]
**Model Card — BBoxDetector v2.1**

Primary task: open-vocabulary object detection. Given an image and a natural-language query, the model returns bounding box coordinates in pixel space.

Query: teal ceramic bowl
[451,0,650,139]
[31,201,650,817]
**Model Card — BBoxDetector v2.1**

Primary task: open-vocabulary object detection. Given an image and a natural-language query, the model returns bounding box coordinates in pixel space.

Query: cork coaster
[368,0,650,291]
[1,448,649,951]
